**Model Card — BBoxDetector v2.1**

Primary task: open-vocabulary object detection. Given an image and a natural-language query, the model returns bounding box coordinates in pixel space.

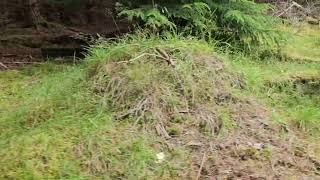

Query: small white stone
[156,152,165,163]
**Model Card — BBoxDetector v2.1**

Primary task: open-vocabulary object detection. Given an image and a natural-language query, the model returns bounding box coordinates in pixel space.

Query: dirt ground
[0,0,128,70]
[174,101,319,179]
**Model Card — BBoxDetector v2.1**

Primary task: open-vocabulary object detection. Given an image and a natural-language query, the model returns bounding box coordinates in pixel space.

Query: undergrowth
[118,0,288,52]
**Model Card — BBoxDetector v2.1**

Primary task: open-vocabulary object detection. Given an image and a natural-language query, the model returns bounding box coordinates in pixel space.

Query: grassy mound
[0,34,319,179]
[89,36,241,137]
[87,35,319,178]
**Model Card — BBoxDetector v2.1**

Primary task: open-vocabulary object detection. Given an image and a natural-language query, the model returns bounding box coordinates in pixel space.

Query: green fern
[119,2,214,36]
[169,2,216,37]
[119,0,287,52]
[119,7,176,31]
[208,0,286,51]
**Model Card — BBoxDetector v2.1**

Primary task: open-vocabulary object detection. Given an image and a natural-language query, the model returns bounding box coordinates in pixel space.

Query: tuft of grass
[217,106,237,136]
[87,34,242,138]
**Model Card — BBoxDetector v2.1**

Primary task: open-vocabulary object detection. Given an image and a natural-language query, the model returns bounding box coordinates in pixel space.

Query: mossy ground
[0,25,319,179]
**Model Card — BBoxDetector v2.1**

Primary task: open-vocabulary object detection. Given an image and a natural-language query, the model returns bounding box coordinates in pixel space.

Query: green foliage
[119,7,177,31]
[210,0,286,50]
[172,2,216,38]
[119,2,215,36]
[119,0,287,52]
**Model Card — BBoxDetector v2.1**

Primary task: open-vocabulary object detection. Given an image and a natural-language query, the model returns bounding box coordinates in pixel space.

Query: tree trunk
[26,0,43,28]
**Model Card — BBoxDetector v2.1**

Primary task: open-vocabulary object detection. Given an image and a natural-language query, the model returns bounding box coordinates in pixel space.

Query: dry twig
[0,62,8,69]
[155,47,176,67]
[4,62,41,64]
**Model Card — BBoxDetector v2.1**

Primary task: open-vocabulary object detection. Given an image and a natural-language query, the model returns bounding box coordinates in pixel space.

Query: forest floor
[0,25,319,179]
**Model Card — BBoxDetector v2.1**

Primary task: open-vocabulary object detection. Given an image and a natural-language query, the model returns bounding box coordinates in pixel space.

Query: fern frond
[118,0,287,52]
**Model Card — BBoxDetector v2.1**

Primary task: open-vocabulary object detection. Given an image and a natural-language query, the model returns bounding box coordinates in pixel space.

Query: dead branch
[0,62,8,69]
[155,47,176,67]
[123,53,165,64]
[116,98,150,120]
[3,62,41,64]
[123,48,177,67]
[1,54,16,58]
[276,1,306,17]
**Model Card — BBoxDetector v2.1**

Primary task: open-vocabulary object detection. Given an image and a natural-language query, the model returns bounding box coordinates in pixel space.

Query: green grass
[1,26,320,178]
[283,24,320,61]
[0,63,189,179]
[230,57,320,135]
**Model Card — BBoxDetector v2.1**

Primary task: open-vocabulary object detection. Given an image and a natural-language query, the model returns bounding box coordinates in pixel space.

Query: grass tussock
[88,35,242,137]
[86,36,320,178]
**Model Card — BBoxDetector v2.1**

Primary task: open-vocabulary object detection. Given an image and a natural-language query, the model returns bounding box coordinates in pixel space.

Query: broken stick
[0,62,8,70]
[155,47,176,67]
